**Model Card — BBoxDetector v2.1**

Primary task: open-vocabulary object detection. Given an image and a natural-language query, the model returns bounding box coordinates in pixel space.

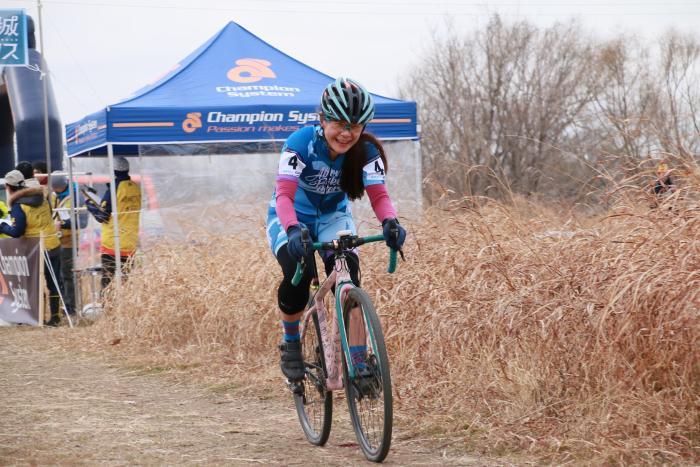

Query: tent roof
[116,22,406,109]
[66,22,417,156]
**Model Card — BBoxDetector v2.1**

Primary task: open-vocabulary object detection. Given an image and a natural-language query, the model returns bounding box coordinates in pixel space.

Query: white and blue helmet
[320,77,375,125]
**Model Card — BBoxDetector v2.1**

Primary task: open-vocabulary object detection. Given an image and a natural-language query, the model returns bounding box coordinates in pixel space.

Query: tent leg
[138,149,145,241]
[106,144,122,289]
[38,0,52,188]
[39,238,45,326]
[414,139,423,212]
[67,157,81,315]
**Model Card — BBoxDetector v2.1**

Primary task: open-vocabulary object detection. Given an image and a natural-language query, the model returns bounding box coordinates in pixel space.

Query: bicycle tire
[342,287,393,462]
[294,310,332,445]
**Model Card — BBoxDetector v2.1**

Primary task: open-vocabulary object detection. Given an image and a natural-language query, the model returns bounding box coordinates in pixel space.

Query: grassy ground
[1,326,488,465]
[79,179,699,464]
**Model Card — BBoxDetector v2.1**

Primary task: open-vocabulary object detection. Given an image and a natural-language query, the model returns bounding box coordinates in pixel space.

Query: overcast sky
[5,0,700,124]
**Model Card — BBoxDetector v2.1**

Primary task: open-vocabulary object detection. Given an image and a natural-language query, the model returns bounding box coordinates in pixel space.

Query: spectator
[32,161,48,186]
[85,157,141,288]
[51,172,88,316]
[0,196,9,239]
[0,170,62,326]
[15,161,41,188]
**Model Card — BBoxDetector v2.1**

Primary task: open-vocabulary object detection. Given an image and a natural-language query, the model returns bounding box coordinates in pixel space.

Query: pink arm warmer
[366,184,397,223]
[275,178,299,231]
[277,179,396,230]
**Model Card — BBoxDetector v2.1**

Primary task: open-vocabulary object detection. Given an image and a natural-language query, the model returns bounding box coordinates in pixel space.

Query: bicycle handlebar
[291,233,399,286]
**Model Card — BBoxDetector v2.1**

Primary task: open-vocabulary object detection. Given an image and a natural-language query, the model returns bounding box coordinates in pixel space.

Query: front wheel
[342,287,393,462]
[294,311,332,445]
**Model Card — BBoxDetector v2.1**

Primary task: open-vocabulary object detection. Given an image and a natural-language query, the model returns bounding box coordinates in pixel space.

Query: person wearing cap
[0,170,62,326]
[85,156,141,288]
[15,161,41,188]
[51,172,88,316]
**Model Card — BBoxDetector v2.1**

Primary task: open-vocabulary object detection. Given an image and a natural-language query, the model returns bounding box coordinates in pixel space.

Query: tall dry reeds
[89,177,699,463]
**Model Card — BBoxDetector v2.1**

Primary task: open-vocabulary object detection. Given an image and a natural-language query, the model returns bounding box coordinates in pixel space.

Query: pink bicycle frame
[300,256,353,391]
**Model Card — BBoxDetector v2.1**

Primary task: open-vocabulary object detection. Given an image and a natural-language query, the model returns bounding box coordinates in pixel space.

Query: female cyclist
[266,77,407,384]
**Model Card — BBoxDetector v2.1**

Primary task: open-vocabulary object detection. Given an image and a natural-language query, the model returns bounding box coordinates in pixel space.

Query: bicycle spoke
[294,312,332,446]
[351,352,385,448]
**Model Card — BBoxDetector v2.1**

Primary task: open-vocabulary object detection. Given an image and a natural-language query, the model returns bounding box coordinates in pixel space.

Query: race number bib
[278,149,306,177]
[363,158,386,182]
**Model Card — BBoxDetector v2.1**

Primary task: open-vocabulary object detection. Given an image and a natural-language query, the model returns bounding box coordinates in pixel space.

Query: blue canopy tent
[66,21,417,155]
[64,21,420,279]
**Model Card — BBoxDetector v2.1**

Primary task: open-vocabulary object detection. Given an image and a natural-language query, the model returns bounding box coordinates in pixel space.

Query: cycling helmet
[320,77,375,125]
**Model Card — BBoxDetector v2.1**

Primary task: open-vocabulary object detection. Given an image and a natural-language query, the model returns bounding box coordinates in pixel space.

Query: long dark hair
[340,132,388,200]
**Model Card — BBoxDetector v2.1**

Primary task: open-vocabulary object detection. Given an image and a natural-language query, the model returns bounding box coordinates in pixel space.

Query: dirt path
[0,327,486,466]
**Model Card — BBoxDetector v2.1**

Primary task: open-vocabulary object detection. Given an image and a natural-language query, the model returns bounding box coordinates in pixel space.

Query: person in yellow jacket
[0,199,10,238]
[85,157,141,288]
[51,172,88,316]
[0,170,62,326]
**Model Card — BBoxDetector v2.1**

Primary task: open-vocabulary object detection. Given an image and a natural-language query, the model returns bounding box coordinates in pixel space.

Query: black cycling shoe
[355,367,380,399]
[279,340,305,383]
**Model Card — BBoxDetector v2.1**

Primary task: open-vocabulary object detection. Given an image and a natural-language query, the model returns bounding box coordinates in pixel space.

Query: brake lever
[300,227,311,256]
[389,224,405,261]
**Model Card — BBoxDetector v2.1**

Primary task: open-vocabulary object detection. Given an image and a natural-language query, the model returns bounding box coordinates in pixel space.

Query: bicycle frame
[300,253,355,391]
[297,232,396,391]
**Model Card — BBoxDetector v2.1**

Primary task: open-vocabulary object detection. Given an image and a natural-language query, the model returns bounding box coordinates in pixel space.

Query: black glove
[286,223,311,262]
[382,218,406,250]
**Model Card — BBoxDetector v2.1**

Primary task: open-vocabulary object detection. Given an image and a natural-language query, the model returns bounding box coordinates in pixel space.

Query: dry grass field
[81,168,700,465]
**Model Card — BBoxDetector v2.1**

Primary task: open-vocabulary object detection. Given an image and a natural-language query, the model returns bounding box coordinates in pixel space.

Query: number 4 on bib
[374,161,384,176]
[279,149,306,177]
[363,158,386,183]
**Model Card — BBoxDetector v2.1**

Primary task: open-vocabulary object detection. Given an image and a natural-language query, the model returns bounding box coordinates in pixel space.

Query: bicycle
[289,228,400,463]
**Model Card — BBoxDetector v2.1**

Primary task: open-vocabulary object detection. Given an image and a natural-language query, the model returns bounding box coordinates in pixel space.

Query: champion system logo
[182,112,202,133]
[227,58,276,83]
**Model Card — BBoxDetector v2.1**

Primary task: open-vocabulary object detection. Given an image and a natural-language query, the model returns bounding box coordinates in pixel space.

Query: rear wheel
[342,287,393,462]
[294,311,332,445]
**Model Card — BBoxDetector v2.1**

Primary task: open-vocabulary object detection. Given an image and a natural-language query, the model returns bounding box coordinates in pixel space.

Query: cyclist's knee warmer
[276,245,312,315]
[277,278,310,315]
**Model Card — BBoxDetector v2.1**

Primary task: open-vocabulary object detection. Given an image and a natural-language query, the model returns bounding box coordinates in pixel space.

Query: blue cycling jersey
[266,125,387,254]
[269,125,386,217]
